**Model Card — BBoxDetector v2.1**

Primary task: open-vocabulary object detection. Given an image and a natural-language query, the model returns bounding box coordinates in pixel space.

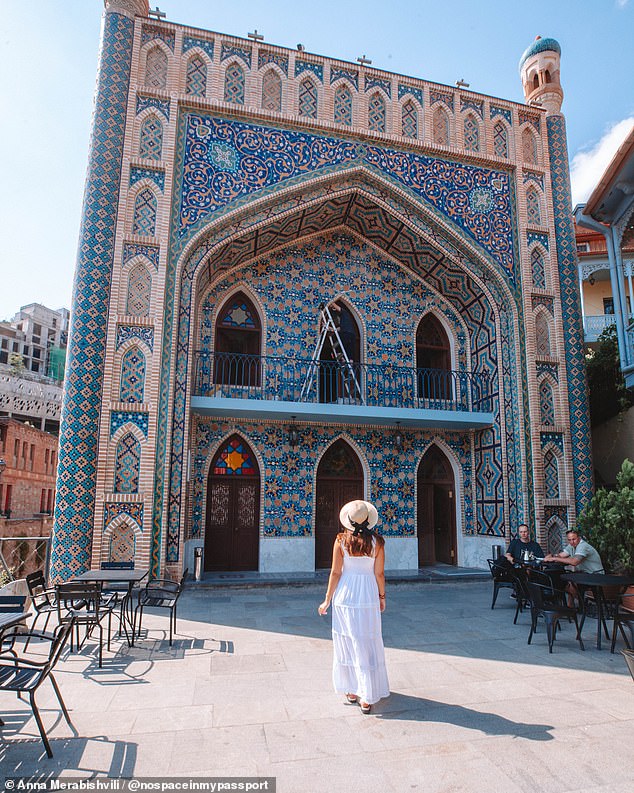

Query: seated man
[505,523,545,563]
[544,529,604,573]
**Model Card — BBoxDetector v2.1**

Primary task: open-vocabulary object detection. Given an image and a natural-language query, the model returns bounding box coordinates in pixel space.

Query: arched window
[368,92,386,133]
[298,78,318,118]
[544,449,560,499]
[126,264,152,317]
[544,70,552,84]
[416,314,451,400]
[535,312,551,357]
[132,188,157,236]
[432,106,450,146]
[186,54,207,96]
[546,516,565,555]
[120,346,146,403]
[526,188,542,226]
[145,46,167,89]
[224,62,245,104]
[214,292,261,386]
[493,121,508,158]
[531,247,546,289]
[114,432,141,494]
[401,100,418,139]
[139,116,163,160]
[539,380,555,426]
[319,301,361,403]
[463,114,480,152]
[522,127,537,164]
[532,74,540,91]
[108,522,136,563]
[334,84,353,126]
[262,69,282,112]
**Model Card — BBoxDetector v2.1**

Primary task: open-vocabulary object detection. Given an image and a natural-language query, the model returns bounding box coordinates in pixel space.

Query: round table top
[560,572,634,587]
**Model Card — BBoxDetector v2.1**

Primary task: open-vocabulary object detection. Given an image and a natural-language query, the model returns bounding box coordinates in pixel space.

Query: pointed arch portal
[417,445,457,566]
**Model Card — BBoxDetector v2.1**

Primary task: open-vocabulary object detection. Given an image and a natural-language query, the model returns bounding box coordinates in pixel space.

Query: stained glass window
[132,188,157,236]
[334,84,353,126]
[464,114,480,152]
[493,121,508,158]
[114,433,141,493]
[145,46,167,89]
[262,69,282,112]
[402,100,418,138]
[224,62,245,104]
[531,247,546,289]
[544,450,560,499]
[213,436,257,475]
[139,116,163,160]
[126,265,151,317]
[186,55,207,96]
[539,380,555,426]
[299,78,318,118]
[526,188,542,226]
[522,127,537,164]
[368,92,386,133]
[120,346,146,403]
[433,106,449,146]
[218,296,257,328]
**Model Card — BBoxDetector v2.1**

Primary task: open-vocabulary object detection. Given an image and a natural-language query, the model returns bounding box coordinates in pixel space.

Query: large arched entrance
[417,445,456,566]
[204,434,260,571]
[315,439,363,568]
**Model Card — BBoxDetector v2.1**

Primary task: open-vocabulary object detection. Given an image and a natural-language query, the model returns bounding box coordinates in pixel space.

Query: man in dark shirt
[505,524,545,563]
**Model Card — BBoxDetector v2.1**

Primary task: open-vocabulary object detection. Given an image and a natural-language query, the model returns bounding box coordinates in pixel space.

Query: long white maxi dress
[331,540,390,705]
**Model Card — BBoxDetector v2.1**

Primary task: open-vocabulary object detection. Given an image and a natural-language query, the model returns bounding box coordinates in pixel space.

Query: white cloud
[616,0,629,8]
[570,117,634,207]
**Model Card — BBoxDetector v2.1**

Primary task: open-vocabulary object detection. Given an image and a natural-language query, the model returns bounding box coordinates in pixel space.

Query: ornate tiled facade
[52,6,591,579]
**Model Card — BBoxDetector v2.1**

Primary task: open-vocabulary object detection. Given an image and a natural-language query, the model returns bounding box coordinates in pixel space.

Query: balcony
[191,352,495,430]
[584,314,618,343]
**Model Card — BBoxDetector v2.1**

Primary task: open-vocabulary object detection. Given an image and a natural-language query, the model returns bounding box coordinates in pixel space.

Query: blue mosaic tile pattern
[51,11,135,583]
[490,106,512,125]
[294,59,323,82]
[365,76,391,97]
[183,35,214,60]
[528,231,549,251]
[177,114,515,278]
[130,166,165,191]
[532,294,554,314]
[519,110,540,131]
[220,42,251,67]
[430,90,454,109]
[523,170,544,189]
[117,324,154,351]
[114,433,141,493]
[141,24,174,52]
[546,113,593,513]
[104,501,143,530]
[461,98,483,118]
[330,67,358,90]
[258,50,288,75]
[119,347,145,403]
[110,410,149,438]
[536,361,559,382]
[136,94,170,120]
[398,84,423,106]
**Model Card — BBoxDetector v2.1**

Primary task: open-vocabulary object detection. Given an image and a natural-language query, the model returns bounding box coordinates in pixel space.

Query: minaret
[519,37,594,519]
[519,36,563,115]
[50,0,149,581]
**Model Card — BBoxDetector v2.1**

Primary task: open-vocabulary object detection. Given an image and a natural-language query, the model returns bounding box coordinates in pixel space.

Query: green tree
[578,458,634,574]
[586,324,634,426]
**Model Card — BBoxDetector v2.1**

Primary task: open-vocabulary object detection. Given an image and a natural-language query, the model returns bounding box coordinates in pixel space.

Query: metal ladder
[300,303,363,403]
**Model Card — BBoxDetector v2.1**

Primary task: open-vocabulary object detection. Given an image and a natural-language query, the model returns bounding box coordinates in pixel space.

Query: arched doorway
[416,314,451,401]
[204,435,260,571]
[319,301,361,403]
[417,445,456,566]
[214,291,261,386]
[315,439,363,568]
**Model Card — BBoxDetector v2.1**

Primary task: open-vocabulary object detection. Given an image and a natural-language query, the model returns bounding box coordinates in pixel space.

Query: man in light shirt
[544,529,604,573]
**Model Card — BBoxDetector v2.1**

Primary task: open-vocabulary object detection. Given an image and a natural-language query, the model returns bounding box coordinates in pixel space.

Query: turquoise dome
[519,37,561,71]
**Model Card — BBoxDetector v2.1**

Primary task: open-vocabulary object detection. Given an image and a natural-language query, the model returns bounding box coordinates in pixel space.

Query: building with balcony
[51,5,592,581]
[0,303,69,381]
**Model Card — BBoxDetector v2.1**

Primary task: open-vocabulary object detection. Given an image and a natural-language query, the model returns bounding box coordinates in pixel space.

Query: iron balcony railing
[193,352,493,413]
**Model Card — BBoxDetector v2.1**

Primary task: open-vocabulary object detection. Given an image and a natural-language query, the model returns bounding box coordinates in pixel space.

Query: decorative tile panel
[258,51,288,75]
[110,410,149,438]
[130,166,165,191]
[461,98,483,118]
[123,242,159,269]
[541,431,564,452]
[104,501,143,530]
[518,110,540,131]
[330,67,358,90]
[141,24,175,52]
[183,36,214,60]
[536,361,559,382]
[116,324,154,351]
[398,84,423,106]
[365,76,391,97]
[294,60,323,82]
[490,105,512,125]
[430,90,454,109]
[523,170,544,188]
[220,42,252,67]
[528,231,549,251]
[136,94,170,121]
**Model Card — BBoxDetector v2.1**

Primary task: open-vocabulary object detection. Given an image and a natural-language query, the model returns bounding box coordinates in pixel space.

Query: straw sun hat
[339,500,379,533]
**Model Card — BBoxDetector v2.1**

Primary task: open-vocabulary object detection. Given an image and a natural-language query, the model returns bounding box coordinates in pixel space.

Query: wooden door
[417,446,456,566]
[315,440,363,568]
[204,436,260,571]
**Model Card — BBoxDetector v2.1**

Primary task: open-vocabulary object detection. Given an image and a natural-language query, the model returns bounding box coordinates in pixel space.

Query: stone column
[50,0,148,581]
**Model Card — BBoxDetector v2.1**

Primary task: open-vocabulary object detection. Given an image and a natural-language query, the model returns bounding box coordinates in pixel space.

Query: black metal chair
[56,581,114,668]
[25,570,58,649]
[622,649,634,683]
[0,595,27,654]
[0,620,75,757]
[611,590,634,653]
[133,569,188,646]
[487,559,516,609]
[100,561,135,633]
[526,581,584,653]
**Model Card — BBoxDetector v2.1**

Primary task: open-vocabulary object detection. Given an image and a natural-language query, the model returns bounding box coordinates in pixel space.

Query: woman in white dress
[318,500,390,714]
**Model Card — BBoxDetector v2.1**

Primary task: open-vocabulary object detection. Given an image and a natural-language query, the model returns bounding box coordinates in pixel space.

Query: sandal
[360,702,372,714]
[346,694,358,704]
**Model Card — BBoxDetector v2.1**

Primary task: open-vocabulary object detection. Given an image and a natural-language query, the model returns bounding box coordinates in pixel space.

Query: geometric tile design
[461,98,483,118]
[544,448,560,499]
[132,188,157,235]
[536,361,559,382]
[532,294,554,314]
[546,113,593,512]
[144,46,168,90]
[330,67,358,90]
[527,231,549,251]
[493,122,508,158]
[545,511,566,554]
[119,346,145,403]
[126,264,152,316]
[51,10,135,582]
[433,106,450,146]
[186,55,207,97]
[298,78,318,119]
[401,101,418,139]
[221,43,252,68]
[136,94,170,121]
[109,521,136,563]
[430,90,453,109]
[365,76,391,98]
[110,410,149,438]
[141,24,175,52]
[294,59,323,82]
[531,247,546,289]
[114,432,141,494]
[526,188,542,226]
[522,127,537,164]
[541,431,564,453]
[535,312,551,356]
[139,116,163,160]
[104,501,143,531]
[464,114,480,152]
[116,324,154,351]
[518,110,540,131]
[130,167,165,191]
[334,85,353,126]
[523,170,544,188]
[539,379,555,425]
[123,242,160,269]
[183,36,214,60]
[490,105,512,125]
[398,85,423,107]
[368,92,386,133]
[224,62,245,104]
[258,51,289,76]
[261,70,282,112]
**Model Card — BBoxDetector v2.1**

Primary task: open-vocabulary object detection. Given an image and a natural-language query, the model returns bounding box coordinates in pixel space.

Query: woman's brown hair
[337,530,385,557]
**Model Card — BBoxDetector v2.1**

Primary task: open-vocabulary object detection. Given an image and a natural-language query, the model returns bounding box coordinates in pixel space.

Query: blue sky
[1,0,632,321]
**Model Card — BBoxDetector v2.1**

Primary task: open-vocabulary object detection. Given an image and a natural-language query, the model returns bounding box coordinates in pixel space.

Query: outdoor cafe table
[74,568,148,645]
[561,572,634,650]
[0,611,31,646]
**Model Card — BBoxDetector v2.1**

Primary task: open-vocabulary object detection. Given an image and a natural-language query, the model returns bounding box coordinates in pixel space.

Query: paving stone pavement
[1,581,633,793]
